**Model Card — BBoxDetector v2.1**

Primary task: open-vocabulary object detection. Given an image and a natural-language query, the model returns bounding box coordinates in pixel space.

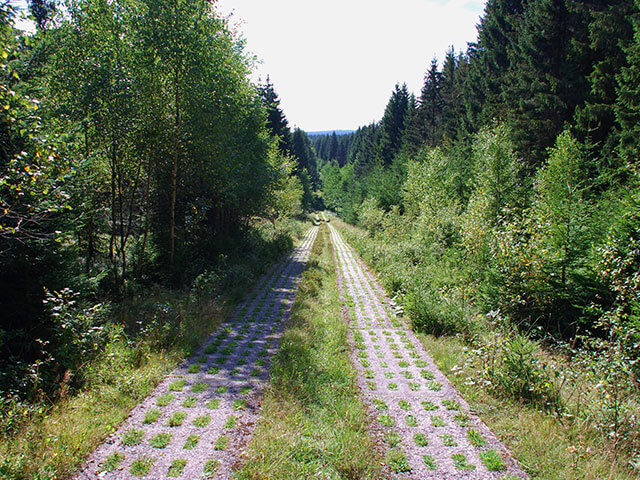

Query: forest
[0,0,314,431]
[1,0,640,478]
[317,0,640,468]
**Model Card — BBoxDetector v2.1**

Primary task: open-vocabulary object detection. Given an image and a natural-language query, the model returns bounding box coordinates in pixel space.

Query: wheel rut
[329,223,528,480]
[74,227,318,480]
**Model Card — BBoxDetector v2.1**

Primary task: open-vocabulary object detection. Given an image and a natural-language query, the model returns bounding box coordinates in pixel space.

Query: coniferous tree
[616,0,640,165]
[377,83,410,165]
[259,77,292,154]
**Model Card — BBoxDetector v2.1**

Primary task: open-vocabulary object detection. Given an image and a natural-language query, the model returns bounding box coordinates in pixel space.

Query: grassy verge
[236,224,382,480]
[332,217,637,480]
[0,219,308,480]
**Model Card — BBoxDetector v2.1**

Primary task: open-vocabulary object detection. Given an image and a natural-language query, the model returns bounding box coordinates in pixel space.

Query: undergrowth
[334,217,640,480]
[0,219,308,480]
[236,224,381,480]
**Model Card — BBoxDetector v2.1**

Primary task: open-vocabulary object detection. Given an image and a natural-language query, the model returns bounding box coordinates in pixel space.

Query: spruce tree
[377,83,410,165]
[259,77,292,154]
[616,0,640,165]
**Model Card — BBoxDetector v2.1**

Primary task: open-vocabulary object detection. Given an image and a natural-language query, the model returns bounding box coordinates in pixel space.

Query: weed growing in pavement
[398,400,411,410]
[431,416,446,427]
[224,415,238,428]
[213,435,229,450]
[182,396,197,408]
[188,364,201,373]
[427,381,442,391]
[372,399,388,410]
[452,453,476,470]
[467,429,486,446]
[440,434,457,446]
[169,380,186,391]
[167,411,186,427]
[423,455,437,470]
[453,412,469,426]
[479,450,506,471]
[385,431,403,447]
[183,435,199,450]
[406,415,418,427]
[214,385,228,394]
[442,399,460,410]
[378,414,395,427]
[421,401,437,411]
[192,382,208,393]
[414,433,428,446]
[122,429,145,446]
[386,449,411,473]
[388,383,398,390]
[143,409,161,424]
[193,415,211,427]
[167,459,187,477]
[149,432,172,449]
[384,371,394,379]
[208,366,220,374]
[206,398,221,409]
[420,370,435,379]
[156,393,175,406]
[129,456,156,477]
[233,399,246,410]
[99,452,125,473]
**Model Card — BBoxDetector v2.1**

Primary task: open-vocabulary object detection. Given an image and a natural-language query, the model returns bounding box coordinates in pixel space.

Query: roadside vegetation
[237,224,382,480]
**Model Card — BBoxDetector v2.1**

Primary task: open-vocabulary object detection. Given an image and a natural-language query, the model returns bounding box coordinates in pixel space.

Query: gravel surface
[73,227,318,480]
[329,224,529,480]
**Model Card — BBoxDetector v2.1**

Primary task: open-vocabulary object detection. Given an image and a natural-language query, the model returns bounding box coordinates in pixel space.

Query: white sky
[215,0,487,132]
[8,0,487,132]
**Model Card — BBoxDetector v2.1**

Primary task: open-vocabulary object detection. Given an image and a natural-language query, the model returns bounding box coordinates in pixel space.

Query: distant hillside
[307,130,354,137]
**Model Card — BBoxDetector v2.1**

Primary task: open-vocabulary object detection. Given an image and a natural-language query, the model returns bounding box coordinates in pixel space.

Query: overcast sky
[215,0,487,132]
[9,0,487,132]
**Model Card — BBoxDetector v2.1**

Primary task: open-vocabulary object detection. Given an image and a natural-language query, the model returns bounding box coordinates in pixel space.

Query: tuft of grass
[423,455,437,470]
[167,411,186,427]
[386,449,411,473]
[427,381,442,391]
[169,380,186,391]
[378,414,395,427]
[207,366,220,374]
[442,399,460,410]
[143,408,161,424]
[129,456,156,477]
[167,459,187,477]
[203,459,219,478]
[440,434,457,447]
[431,416,445,427]
[182,396,197,408]
[414,433,428,447]
[233,399,247,410]
[388,383,398,390]
[213,435,229,450]
[398,400,411,410]
[183,434,199,450]
[188,364,201,373]
[385,431,403,447]
[224,415,238,429]
[149,432,172,449]
[122,429,145,446]
[99,451,125,473]
[467,429,486,447]
[452,453,476,470]
[193,415,211,427]
[191,382,208,393]
[479,450,506,471]
[206,398,221,409]
[156,393,175,407]
[214,385,228,394]
[421,400,437,411]
[405,415,418,427]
